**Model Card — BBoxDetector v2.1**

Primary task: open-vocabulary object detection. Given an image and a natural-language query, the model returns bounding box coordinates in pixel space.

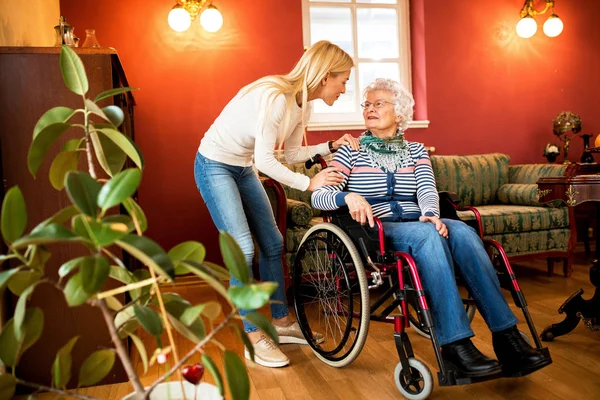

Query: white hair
[362,78,415,131]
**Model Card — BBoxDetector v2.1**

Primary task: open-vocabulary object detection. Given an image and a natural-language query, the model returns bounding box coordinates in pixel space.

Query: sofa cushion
[457,205,569,235]
[285,217,322,253]
[497,184,540,206]
[287,199,312,227]
[431,153,510,206]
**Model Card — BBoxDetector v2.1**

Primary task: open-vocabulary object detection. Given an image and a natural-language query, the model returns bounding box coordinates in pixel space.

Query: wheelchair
[291,160,551,399]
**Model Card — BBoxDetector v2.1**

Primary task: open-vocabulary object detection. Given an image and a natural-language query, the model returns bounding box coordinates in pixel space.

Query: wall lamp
[516,0,563,38]
[168,0,223,33]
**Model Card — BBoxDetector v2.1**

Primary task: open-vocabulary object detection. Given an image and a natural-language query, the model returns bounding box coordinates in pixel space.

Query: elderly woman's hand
[332,133,360,151]
[419,216,448,238]
[308,166,344,191]
[345,193,374,228]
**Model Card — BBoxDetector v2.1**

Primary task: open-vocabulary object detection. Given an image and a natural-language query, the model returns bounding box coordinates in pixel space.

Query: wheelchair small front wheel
[394,358,433,400]
[292,223,370,368]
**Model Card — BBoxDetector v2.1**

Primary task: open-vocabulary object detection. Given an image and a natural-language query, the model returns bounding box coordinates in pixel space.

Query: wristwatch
[328,140,337,153]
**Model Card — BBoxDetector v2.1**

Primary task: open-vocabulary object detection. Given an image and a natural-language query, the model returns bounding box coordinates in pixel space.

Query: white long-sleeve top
[198,86,330,190]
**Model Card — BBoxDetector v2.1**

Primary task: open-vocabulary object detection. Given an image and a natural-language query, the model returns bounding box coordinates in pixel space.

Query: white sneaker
[274,321,324,345]
[244,335,289,368]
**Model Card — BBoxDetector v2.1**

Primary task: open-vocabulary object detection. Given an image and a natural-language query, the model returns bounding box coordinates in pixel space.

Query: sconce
[168,0,223,33]
[516,0,563,38]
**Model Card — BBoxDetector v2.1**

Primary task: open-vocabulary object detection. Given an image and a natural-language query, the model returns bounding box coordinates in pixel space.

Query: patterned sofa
[261,152,575,287]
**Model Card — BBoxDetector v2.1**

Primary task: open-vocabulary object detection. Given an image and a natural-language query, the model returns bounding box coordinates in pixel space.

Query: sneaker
[274,321,324,345]
[244,335,289,368]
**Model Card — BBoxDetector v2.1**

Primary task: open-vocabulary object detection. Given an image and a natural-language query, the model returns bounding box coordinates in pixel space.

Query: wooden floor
[21,250,600,400]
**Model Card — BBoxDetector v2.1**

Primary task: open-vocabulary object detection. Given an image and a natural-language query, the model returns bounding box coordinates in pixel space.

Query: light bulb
[168,5,192,32]
[516,16,537,38]
[543,14,564,37]
[200,5,223,32]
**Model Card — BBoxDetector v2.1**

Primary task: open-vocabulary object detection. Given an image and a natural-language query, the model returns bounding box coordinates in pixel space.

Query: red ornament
[182,363,205,385]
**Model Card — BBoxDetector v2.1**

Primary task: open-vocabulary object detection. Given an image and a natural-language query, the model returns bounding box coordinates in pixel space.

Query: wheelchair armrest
[439,191,484,239]
[328,208,386,259]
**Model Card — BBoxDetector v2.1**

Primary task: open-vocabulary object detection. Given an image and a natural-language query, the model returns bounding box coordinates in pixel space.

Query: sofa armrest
[286,198,313,227]
[260,177,287,237]
[509,164,568,184]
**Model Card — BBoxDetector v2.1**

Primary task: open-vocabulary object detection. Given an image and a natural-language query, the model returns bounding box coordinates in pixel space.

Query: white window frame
[301,0,428,131]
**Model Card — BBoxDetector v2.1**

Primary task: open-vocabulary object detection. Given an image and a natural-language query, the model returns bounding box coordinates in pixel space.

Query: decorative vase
[82,29,101,48]
[580,133,595,163]
[545,154,558,163]
[122,381,223,400]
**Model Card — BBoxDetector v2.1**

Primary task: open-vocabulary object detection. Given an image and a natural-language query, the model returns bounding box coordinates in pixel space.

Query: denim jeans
[194,152,288,332]
[382,218,518,346]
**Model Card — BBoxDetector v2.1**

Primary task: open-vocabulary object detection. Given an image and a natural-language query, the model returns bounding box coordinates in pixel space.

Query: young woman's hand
[419,215,448,238]
[308,167,344,191]
[332,133,360,151]
[345,193,374,227]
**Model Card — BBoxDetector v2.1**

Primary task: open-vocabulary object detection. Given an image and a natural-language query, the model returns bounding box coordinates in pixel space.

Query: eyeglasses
[360,100,395,109]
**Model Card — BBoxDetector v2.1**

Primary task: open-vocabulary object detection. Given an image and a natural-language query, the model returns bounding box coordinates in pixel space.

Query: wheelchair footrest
[437,369,503,387]
[500,347,552,378]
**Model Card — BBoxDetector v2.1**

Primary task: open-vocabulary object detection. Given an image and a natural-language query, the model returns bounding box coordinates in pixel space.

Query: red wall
[60,0,600,258]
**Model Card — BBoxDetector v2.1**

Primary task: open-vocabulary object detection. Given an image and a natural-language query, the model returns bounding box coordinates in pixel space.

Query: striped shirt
[311,141,440,220]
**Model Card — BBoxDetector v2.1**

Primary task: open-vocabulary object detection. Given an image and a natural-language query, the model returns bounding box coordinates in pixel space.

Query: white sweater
[198,86,330,190]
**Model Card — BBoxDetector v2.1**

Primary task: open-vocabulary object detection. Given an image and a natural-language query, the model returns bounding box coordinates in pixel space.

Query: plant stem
[145,310,236,396]
[97,299,145,396]
[15,378,97,400]
[84,110,96,179]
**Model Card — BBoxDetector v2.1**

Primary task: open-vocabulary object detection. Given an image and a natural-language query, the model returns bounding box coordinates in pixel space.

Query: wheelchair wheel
[394,358,433,400]
[293,223,370,368]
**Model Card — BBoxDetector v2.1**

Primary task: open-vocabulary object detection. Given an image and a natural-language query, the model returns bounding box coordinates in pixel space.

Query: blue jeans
[382,218,518,346]
[194,152,288,332]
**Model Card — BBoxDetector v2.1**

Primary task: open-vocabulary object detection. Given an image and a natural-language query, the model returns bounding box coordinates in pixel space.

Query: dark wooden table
[537,174,600,340]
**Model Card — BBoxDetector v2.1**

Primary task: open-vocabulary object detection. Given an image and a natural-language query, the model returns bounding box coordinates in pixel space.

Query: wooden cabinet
[0,47,135,388]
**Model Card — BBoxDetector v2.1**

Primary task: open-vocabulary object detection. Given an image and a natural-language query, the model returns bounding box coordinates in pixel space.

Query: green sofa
[261,152,575,284]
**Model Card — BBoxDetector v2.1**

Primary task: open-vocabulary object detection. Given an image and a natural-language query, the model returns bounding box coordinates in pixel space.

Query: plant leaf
[133,305,163,337]
[80,256,110,294]
[231,324,254,362]
[12,224,81,250]
[202,354,224,395]
[94,86,138,103]
[33,106,74,138]
[28,122,71,176]
[7,270,41,296]
[0,308,44,367]
[64,273,91,306]
[114,307,138,339]
[219,231,249,284]
[180,261,232,306]
[59,257,86,278]
[52,336,79,390]
[227,282,278,310]
[65,171,101,217]
[0,267,22,290]
[224,351,250,400]
[168,241,206,275]
[96,128,143,170]
[14,282,39,341]
[0,373,16,399]
[28,245,52,272]
[85,99,109,121]
[102,214,135,233]
[1,186,27,243]
[90,128,127,177]
[116,235,175,281]
[49,150,80,190]
[104,295,123,311]
[166,313,204,343]
[102,105,124,127]
[31,205,79,234]
[244,312,279,345]
[60,45,88,95]
[85,219,128,247]
[78,350,115,387]
[128,333,148,374]
[61,138,84,152]
[97,169,141,213]
[122,197,147,233]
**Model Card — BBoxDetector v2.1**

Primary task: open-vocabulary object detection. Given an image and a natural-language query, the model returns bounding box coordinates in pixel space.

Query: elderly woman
[311,78,550,378]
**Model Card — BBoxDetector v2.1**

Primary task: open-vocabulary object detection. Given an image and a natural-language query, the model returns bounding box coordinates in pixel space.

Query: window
[302,0,422,130]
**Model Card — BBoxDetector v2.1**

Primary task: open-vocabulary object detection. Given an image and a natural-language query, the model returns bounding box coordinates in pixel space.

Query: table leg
[541,203,600,341]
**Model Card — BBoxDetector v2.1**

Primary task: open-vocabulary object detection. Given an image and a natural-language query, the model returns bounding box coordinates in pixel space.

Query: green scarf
[359,130,411,172]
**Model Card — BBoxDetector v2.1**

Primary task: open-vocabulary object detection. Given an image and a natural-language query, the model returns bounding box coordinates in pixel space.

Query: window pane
[356,8,398,58]
[310,0,350,3]
[358,62,400,95]
[309,7,354,57]
[313,67,357,115]
[356,0,397,4]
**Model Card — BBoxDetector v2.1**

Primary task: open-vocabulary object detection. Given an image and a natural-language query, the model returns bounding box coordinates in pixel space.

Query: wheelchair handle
[305,154,328,170]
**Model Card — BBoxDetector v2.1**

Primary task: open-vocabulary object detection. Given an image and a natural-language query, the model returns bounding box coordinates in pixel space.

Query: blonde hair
[242,40,353,146]
[363,78,414,132]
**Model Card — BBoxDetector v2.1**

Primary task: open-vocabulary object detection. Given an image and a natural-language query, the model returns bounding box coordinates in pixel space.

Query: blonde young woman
[194,41,359,368]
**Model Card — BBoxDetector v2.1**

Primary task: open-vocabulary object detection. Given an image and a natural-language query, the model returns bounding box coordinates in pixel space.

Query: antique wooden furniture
[538,174,600,340]
[0,47,135,387]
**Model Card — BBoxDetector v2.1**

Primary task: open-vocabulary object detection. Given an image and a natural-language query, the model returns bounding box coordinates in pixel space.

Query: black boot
[441,338,502,377]
[492,326,552,376]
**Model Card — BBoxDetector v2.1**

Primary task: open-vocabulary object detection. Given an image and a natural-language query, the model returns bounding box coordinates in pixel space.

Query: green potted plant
[0,46,277,400]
